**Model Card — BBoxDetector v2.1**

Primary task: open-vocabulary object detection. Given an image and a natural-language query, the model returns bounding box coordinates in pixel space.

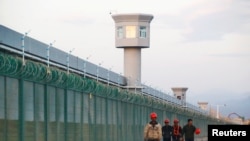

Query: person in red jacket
[172,119,182,141]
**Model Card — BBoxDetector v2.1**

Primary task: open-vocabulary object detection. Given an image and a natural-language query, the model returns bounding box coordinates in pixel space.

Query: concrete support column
[124,48,141,86]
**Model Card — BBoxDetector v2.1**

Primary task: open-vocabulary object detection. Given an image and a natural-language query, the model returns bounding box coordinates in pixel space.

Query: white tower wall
[124,48,141,86]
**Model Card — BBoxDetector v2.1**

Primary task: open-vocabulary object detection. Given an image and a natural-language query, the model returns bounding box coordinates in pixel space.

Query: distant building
[198,102,208,111]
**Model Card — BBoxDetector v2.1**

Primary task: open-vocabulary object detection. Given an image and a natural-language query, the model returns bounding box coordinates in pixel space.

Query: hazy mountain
[222,95,250,119]
[187,90,250,119]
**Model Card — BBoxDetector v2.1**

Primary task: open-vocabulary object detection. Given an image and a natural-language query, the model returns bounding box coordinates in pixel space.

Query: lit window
[117,26,123,38]
[126,26,136,38]
[139,26,147,38]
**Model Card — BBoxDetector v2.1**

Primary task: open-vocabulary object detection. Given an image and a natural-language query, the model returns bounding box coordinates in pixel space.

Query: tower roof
[171,87,188,91]
[112,13,154,23]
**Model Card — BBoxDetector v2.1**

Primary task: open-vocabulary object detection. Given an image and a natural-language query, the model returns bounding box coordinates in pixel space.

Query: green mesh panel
[0,52,230,141]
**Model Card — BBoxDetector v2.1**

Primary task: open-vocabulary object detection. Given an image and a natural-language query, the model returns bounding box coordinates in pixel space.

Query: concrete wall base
[195,137,208,141]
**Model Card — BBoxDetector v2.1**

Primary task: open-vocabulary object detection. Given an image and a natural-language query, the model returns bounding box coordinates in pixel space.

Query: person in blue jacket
[162,118,173,141]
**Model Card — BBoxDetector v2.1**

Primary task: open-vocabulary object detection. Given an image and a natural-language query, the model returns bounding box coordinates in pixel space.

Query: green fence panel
[0,76,5,141]
[0,51,232,141]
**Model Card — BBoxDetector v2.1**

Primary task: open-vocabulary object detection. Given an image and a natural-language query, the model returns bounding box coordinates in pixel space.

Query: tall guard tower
[112,13,154,88]
[171,87,188,106]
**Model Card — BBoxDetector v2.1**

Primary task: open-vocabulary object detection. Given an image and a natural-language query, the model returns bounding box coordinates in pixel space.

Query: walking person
[172,119,182,141]
[162,118,173,141]
[182,119,196,141]
[144,112,162,141]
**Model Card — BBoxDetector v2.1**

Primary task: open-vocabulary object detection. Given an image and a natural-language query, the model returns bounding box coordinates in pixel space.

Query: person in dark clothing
[162,119,173,141]
[172,119,182,141]
[182,119,196,141]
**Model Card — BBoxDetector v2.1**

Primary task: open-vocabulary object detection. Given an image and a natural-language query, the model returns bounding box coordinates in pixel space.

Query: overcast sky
[1,0,250,117]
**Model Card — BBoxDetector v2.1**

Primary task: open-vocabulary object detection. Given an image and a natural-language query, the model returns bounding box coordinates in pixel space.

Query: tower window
[139,26,147,38]
[125,26,136,38]
[117,26,123,38]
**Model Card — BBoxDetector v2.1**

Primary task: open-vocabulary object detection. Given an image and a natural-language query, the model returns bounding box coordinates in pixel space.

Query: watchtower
[111,13,154,87]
